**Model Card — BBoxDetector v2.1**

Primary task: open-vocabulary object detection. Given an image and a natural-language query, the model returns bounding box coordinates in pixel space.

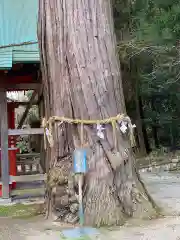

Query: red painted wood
[8,104,15,129]
[7,103,17,179]
[9,150,17,177]
[7,75,35,84]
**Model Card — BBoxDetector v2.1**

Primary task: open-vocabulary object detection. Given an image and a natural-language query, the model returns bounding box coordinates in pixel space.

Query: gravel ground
[100,217,180,240]
[1,171,180,239]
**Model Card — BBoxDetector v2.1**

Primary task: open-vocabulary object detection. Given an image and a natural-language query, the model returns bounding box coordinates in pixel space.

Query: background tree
[38,0,157,226]
[115,0,180,154]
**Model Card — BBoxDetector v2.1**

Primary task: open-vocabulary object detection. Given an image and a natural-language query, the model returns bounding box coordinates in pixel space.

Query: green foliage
[0,204,42,218]
[16,91,40,153]
[16,139,30,154]
[114,0,180,148]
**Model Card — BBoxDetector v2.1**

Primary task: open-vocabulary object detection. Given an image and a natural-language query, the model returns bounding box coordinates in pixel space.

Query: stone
[0,198,12,205]
[66,188,75,196]
[55,195,69,207]
[147,167,152,172]
[69,196,77,203]
[171,158,179,163]
[70,203,79,213]
[54,208,69,219]
[64,213,79,224]
[52,211,59,221]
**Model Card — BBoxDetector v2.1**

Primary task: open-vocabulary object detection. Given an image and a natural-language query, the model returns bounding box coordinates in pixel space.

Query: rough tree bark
[38,0,158,226]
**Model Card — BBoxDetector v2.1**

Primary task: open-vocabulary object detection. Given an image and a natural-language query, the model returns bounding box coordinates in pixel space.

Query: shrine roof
[0,0,39,69]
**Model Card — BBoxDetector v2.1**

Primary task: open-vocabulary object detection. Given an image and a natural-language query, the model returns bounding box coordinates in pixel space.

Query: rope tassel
[42,118,54,148]
[112,120,117,151]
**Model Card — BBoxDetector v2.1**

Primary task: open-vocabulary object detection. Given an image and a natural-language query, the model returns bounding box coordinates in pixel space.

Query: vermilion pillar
[7,103,17,188]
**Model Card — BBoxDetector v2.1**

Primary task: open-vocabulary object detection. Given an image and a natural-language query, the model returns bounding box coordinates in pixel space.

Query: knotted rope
[42,114,135,149]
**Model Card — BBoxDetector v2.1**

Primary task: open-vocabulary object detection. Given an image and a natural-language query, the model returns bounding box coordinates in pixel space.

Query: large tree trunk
[135,75,147,156]
[38,0,158,226]
[151,98,160,149]
[137,95,151,155]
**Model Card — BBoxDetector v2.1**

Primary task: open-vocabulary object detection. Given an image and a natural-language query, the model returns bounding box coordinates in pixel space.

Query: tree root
[135,169,163,215]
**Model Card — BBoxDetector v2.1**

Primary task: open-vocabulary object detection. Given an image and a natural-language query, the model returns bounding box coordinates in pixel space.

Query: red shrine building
[0,0,42,201]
